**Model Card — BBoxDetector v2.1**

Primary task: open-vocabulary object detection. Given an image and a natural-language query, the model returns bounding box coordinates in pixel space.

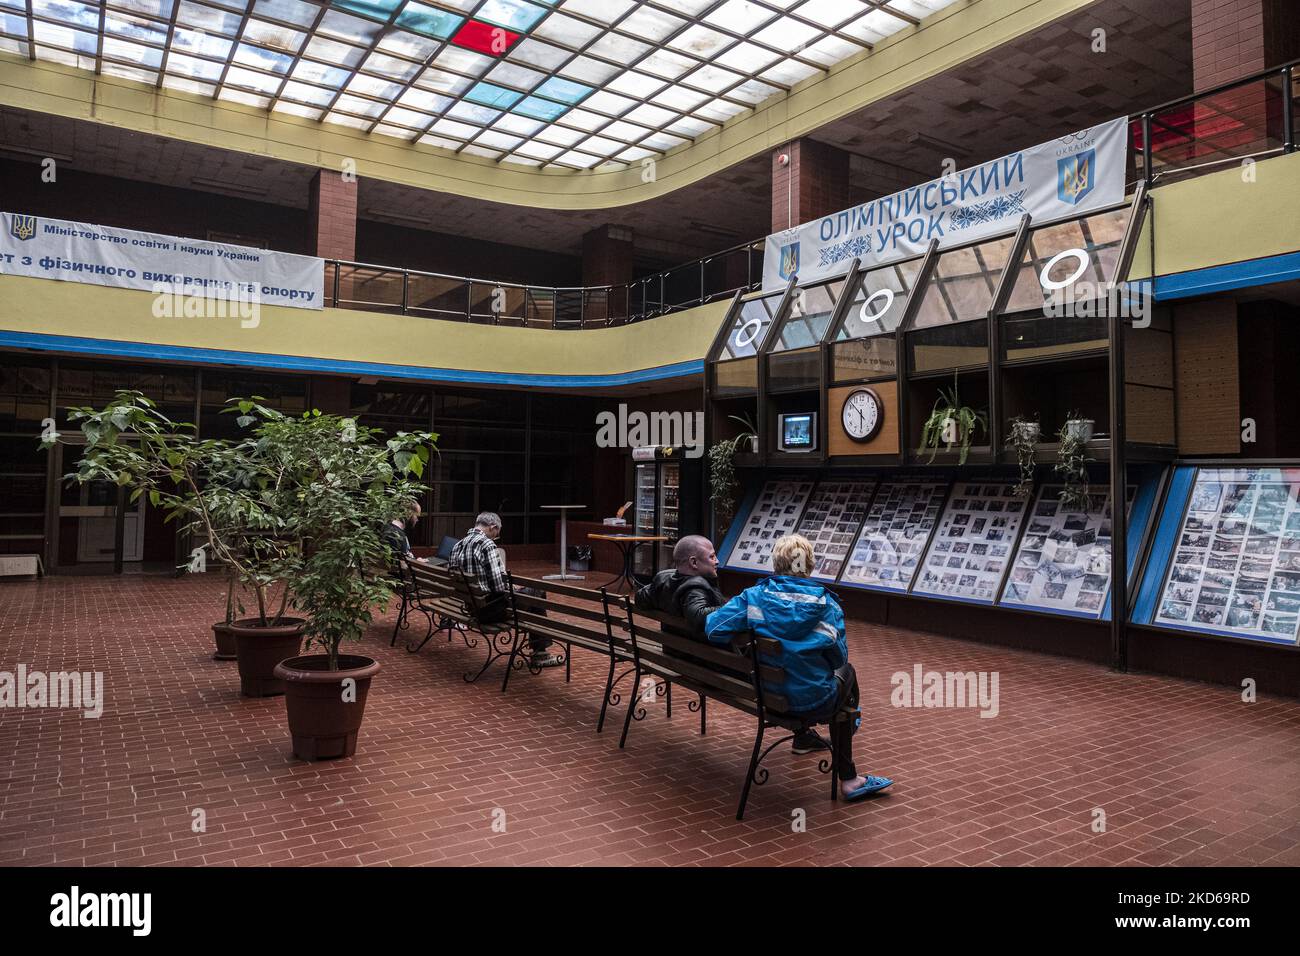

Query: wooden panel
[1174,299,1240,455]
[828,381,899,457]
[1124,327,1174,388]
[1125,384,1175,445]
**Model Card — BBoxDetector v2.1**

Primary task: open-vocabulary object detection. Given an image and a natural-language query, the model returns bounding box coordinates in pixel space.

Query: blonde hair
[772,534,815,577]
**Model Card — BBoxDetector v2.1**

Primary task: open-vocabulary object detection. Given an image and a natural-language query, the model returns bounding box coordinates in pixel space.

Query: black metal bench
[622,602,859,820]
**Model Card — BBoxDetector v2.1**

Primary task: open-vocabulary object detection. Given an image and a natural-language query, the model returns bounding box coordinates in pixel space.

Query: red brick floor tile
[2,566,1299,866]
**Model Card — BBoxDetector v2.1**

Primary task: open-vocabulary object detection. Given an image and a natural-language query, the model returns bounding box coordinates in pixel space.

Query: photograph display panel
[794,480,877,581]
[1000,485,1136,616]
[1154,468,1300,644]
[913,482,1027,602]
[727,477,816,572]
[839,480,949,591]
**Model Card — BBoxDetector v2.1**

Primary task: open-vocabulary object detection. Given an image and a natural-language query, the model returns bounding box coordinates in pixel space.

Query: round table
[588,533,668,592]
[541,504,586,581]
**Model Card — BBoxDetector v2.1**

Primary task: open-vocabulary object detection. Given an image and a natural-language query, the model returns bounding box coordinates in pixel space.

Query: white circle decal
[858,288,895,325]
[1040,249,1090,291]
[734,316,764,349]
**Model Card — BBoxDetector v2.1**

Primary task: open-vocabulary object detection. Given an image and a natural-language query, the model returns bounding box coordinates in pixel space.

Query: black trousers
[803,663,859,780]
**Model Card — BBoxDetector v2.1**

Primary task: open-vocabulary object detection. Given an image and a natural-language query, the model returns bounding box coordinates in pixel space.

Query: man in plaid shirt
[450,512,562,668]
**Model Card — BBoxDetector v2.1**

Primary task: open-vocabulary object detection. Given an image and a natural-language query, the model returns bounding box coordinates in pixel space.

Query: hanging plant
[1006,415,1041,498]
[709,412,757,529]
[1056,410,1094,511]
[920,372,987,465]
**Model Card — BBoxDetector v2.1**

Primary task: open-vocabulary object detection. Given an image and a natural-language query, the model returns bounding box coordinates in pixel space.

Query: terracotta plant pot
[230,617,307,698]
[211,622,238,661]
[273,655,381,760]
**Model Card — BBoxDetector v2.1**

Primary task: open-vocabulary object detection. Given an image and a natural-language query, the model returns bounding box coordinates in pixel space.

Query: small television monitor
[778,412,817,453]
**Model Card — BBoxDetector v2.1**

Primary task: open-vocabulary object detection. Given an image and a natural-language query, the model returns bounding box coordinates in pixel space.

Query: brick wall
[1191,0,1300,90]
[770,139,851,233]
[307,170,357,261]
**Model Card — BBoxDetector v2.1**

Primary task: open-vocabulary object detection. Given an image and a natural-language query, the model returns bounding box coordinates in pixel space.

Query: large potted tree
[52,391,306,696]
[248,404,435,760]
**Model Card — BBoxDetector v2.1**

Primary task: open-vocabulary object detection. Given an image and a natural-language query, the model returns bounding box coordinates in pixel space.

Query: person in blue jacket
[706,534,893,800]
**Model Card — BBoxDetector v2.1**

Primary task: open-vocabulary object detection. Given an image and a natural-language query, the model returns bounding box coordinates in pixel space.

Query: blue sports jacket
[705,575,847,714]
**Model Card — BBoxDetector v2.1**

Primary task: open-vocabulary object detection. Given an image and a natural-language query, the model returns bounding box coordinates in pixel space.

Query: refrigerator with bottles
[632,446,701,580]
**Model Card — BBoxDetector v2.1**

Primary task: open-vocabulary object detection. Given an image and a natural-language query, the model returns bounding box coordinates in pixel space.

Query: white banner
[762,117,1129,292]
[0,213,324,310]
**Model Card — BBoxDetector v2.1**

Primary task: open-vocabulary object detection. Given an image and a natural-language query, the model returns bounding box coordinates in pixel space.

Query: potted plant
[252,404,435,760]
[212,566,238,661]
[1006,415,1041,498]
[708,412,757,535]
[921,374,987,465]
[1056,410,1093,511]
[49,391,308,696]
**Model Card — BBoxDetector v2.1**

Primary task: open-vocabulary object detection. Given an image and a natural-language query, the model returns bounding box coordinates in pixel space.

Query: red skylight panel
[451,20,520,56]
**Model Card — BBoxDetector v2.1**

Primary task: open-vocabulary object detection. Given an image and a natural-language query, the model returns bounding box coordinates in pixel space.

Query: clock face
[842,388,883,442]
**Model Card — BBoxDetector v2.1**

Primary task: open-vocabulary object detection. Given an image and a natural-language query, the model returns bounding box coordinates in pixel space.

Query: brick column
[770,138,850,233]
[308,170,358,308]
[582,224,633,324]
[1188,1,1300,167]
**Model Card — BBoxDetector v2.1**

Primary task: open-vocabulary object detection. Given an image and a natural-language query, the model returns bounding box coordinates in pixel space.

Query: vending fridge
[631,446,702,580]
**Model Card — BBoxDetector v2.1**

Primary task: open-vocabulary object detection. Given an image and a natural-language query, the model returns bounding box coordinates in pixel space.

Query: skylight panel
[378,29,441,60]
[617,6,684,43]
[668,24,734,60]
[303,35,365,68]
[509,37,569,71]
[751,16,819,53]
[396,2,463,39]
[559,0,633,25]
[477,0,549,33]
[704,0,779,35]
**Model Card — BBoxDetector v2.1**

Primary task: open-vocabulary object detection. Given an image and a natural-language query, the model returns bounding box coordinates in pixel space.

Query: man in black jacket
[634,535,726,638]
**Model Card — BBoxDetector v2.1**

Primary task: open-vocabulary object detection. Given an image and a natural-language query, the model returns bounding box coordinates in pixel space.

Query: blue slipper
[843,775,893,800]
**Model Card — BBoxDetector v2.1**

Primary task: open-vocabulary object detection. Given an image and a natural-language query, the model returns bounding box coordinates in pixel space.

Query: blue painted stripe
[1101,467,1162,622]
[1155,250,1300,301]
[718,482,761,570]
[0,330,703,388]
[1131,465,1197,625]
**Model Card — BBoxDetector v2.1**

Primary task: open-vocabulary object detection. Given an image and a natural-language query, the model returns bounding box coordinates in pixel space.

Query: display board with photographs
[839,480,949,592]
[999,485,1136,617]
[726,477,817,572]
[1153,468,1300,644]
[912,482,1028,603]
[794,480,877,581]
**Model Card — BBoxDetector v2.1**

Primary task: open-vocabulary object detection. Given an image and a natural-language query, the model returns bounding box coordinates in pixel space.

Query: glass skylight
[8,0,960,169]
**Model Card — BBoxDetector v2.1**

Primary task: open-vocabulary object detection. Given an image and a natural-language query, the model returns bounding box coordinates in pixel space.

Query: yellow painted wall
[0,273,730,381]
[1128,152,1300,280]
[0,0,1094,209]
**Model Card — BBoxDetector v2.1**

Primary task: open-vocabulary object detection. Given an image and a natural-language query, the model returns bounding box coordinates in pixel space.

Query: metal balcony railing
[324,237,765,329]
[323,59,1298,329]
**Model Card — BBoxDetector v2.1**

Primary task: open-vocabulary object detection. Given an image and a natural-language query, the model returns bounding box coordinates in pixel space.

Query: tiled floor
[2,564,1299,867]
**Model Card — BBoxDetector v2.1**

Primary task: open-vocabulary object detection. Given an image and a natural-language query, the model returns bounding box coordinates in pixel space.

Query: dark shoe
[792,730,826,754]
[530,652,564,669]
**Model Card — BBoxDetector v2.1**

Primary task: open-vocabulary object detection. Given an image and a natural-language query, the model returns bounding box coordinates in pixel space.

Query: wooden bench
[506,574,635,727]
[403,560,517,684]
[622,602,859,820]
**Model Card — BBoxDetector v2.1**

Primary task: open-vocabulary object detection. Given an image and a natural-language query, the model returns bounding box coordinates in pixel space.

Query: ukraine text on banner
[761,117,1129,292]
[0,213,324,311]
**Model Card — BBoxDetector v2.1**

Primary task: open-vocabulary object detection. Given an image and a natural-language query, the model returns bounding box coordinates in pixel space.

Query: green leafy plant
[49,391,302,625]
[1006,415,1041,498]
[709,412,757,530]
[47,392,437,670]
[1055,410,1093,511]
[921,374,987,465]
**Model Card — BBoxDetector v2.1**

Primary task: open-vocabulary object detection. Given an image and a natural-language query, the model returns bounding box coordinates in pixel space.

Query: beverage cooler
[632,446,702,580]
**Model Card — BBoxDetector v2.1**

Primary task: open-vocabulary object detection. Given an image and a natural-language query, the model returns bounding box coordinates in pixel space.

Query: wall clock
[842,387,884,443]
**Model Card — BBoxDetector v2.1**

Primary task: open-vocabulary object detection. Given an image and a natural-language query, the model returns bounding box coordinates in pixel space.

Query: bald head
[673,535,718,578]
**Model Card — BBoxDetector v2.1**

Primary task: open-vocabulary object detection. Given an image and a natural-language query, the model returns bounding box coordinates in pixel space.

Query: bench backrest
[623,603,792,714]
[405,560,473,615]
[508,573,626,653]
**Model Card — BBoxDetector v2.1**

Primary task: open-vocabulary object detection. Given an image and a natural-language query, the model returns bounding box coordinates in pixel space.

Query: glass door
[634,462,657,578]
[658,462,680,571]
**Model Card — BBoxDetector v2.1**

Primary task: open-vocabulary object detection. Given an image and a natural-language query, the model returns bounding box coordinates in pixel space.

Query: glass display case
[912,481,1028,603]
[724,476,816,572]
[792,480,877,581]
[839,479,948,592]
